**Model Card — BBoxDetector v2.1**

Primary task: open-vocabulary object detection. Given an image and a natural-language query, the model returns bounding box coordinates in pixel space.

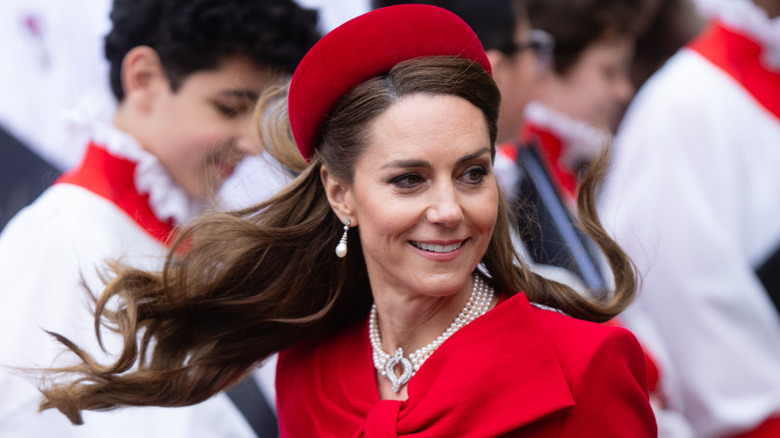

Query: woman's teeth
[412,241,462,253]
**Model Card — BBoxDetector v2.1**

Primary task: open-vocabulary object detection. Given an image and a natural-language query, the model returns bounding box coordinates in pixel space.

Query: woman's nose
[425,184,463,227]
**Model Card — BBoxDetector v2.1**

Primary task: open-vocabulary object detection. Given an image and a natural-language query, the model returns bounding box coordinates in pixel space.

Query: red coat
[277,292,657,437]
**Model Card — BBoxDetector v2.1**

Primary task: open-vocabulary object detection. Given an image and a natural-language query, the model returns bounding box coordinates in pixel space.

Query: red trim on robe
[689,20,780,120]
[56,142,176,245]
[731,417,780,438]
[497,142,519,162]
[520,123,578,205]
[496,126,579,206]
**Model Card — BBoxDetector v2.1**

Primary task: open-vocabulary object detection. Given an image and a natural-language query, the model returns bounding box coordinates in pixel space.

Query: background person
[599,0,780,435]
[496,0,648,206]
[0,1,319,437]
[0,1,369,229]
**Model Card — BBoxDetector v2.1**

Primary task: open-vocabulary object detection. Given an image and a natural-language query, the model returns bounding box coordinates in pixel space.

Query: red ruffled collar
[56,142,176,245]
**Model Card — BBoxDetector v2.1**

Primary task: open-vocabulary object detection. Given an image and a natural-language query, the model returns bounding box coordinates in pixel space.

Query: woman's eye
[390,173,424,188]
[463,166,488,184]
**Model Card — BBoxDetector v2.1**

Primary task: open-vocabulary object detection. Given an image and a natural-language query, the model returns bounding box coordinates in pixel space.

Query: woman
[39,5,656,436]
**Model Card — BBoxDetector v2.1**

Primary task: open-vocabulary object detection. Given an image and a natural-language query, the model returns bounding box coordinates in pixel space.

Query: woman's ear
[320,165,357,226]
[120,46,167,111]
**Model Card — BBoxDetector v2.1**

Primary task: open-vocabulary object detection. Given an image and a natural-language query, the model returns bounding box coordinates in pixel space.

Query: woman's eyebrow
[381,159,430,170]
[380,147,491,170]
[456,147,492,165]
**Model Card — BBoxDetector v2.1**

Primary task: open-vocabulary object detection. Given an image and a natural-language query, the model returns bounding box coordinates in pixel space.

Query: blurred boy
[0,1,319,437]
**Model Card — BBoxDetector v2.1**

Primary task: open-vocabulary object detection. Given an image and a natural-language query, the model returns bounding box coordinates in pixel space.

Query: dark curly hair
[370,0,526,53]
[105,0,321,101]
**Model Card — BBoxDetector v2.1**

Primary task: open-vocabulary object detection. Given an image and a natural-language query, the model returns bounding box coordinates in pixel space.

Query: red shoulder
[530,305,642,363]
[528,304,657,436]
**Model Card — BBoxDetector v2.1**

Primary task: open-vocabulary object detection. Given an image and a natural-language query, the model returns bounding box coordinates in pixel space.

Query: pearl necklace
[369,274,495,393]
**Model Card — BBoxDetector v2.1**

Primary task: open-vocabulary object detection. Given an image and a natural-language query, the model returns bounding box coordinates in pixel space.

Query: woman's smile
[410,240,465,253]
[408,239,468,263]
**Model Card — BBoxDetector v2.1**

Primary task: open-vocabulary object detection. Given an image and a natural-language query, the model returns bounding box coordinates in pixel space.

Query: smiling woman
[37,4,656,437]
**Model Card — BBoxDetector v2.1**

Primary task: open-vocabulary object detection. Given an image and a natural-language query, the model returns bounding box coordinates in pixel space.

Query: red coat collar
[278,292,576,437]
[689,20,780,119]
[56,142,176,245]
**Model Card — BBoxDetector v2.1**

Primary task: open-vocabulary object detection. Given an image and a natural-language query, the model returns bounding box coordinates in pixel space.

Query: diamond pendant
[385,348,413,393]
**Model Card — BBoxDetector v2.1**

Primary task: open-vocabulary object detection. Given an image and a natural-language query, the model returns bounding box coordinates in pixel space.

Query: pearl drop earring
[335,220,350,258]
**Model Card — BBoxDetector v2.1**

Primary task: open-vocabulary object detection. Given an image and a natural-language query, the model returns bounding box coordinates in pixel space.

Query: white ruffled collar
[695,0,780,69]
[63,88,208,226]
[524,101,609,168]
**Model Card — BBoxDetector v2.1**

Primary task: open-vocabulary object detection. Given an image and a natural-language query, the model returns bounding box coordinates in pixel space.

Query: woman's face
[541,35,635,131]
[341,93,498,299]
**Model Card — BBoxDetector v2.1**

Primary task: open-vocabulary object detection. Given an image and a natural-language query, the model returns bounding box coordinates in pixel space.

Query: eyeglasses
[498,29,555,71]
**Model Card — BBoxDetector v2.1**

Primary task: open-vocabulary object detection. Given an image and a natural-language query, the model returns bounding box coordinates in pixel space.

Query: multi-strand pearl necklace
[369,274,495,392]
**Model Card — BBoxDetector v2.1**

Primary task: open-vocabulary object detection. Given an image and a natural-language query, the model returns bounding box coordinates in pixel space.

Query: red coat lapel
[393,292,575,436]
[278,293,576,437]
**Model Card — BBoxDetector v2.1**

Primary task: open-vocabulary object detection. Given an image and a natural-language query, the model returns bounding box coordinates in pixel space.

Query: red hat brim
[288,4,491,161]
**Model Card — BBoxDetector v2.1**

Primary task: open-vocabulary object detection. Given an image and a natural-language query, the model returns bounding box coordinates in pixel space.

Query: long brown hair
[39,56,635,424]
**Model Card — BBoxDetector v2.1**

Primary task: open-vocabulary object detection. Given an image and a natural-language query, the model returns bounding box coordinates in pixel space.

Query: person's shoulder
[5,183,113,230]
[0,185,78,248]
[506,298,655,434]
[0,183,165,276]
[528,303,644,367]
[530,302,637,341]
[43,183,161,243]
[627,48,738,118]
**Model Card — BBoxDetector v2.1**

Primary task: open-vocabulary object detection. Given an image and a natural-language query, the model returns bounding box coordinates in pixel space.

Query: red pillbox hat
[288,4,491,161]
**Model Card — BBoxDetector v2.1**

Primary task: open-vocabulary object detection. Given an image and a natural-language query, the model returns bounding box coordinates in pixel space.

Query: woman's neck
[372,280,471,356]
[371,279,472,401]
[370,274,497,400]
